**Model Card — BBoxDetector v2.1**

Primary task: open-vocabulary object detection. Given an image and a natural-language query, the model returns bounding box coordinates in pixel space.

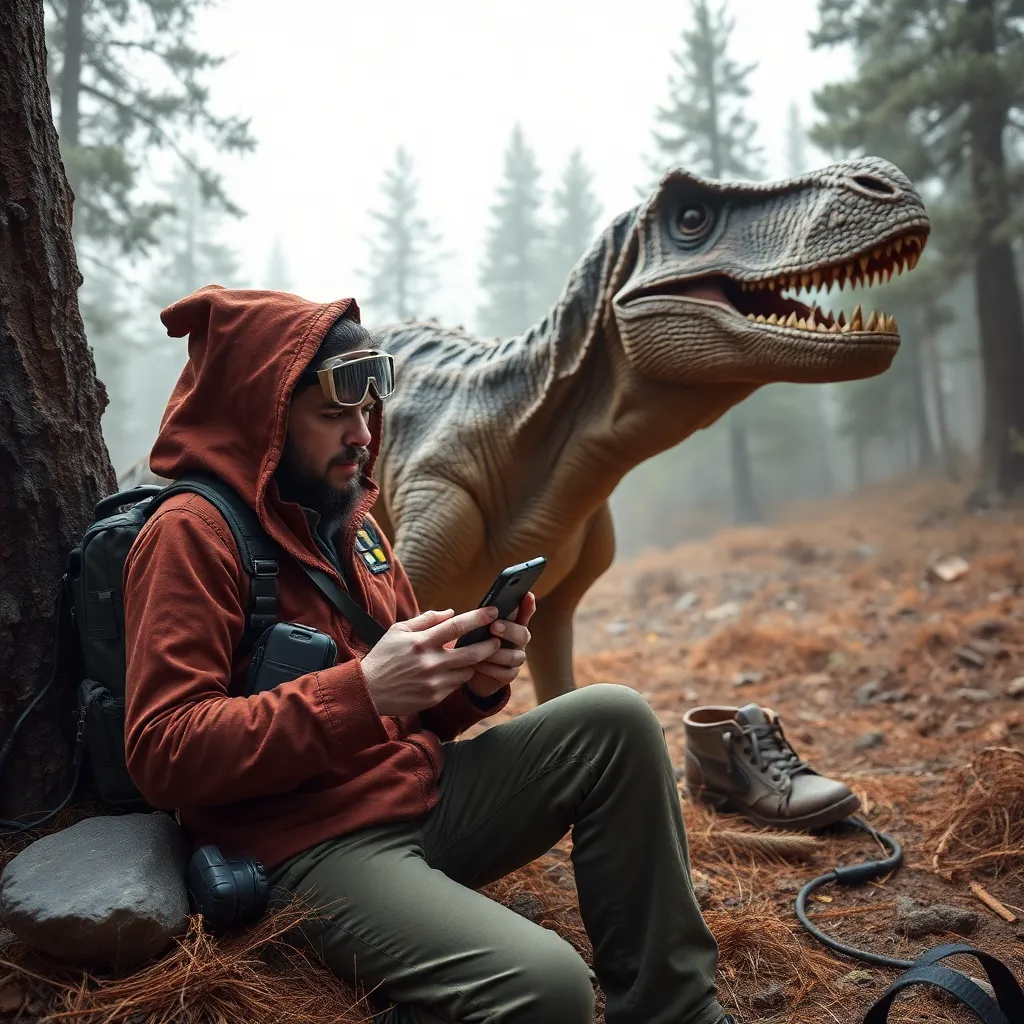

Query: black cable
[794,816,915,969]
[0,583,84,834]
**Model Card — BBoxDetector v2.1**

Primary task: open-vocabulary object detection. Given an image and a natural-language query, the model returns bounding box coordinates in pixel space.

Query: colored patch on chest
[355,521,391,575]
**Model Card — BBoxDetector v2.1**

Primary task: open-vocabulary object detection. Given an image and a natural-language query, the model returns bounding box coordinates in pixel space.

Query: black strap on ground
[792,818,1024,1022]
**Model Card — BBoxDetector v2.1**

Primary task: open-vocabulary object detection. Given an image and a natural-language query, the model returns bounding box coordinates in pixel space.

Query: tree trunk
[727,412,762,523]
[0,0,116,822]
[967,0,1024,499]
[853,436,867,490]
[56,0,84,228]
[922,328,960,483]
[905,330,936,470]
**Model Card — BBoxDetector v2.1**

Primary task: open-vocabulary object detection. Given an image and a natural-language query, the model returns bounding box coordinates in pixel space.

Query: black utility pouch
[77,678,145,806]
[245,622,338,696]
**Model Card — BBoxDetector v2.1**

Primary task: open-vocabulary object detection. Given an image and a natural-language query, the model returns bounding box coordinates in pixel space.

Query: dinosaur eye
[676,203,711,236]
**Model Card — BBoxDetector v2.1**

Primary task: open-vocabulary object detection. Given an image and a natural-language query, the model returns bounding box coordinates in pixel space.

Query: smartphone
[454,557,547,649]
[245,622,338,695]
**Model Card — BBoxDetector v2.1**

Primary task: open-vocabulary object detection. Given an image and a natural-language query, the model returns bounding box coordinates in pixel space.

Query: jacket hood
[150,285,382,567]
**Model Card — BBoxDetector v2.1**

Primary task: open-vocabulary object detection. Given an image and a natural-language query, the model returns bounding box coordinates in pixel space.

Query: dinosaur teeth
[851,304,863,330]
[786,311,799,327]
[767,313,779,324]
[866,311,879,331]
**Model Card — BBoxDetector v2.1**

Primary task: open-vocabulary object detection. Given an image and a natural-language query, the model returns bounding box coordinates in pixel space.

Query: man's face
[276,384,375,518]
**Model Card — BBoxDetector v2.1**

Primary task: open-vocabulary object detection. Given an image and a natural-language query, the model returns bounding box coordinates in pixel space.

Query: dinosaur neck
[505,214,753,525]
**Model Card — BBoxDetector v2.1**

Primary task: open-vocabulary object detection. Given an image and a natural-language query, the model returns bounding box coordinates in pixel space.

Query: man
[123,286,732,1024]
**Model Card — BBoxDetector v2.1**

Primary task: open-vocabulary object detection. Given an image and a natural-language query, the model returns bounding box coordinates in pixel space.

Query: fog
[62,0,996,557]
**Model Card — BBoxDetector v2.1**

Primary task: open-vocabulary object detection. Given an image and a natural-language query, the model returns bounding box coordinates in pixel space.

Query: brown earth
[2,476,1022,1023]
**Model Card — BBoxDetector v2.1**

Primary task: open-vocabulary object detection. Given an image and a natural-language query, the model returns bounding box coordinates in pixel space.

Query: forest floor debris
[2,475,1022,1022]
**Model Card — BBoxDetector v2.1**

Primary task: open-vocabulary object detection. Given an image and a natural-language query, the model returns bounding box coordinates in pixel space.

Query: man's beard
[274,440,370,526]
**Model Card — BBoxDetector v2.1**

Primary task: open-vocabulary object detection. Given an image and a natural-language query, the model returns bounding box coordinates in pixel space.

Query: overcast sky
[190,0,854,331]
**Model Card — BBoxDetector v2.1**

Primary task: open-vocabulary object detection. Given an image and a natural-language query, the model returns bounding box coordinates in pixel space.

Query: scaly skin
[121,157,930,706]
[370,157,929,704]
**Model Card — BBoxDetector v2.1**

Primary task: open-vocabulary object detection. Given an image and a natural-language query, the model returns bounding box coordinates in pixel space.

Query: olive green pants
[269,684,725,1024]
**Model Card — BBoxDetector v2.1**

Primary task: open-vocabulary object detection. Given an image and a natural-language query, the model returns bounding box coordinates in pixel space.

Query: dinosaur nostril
[851,174,898,197]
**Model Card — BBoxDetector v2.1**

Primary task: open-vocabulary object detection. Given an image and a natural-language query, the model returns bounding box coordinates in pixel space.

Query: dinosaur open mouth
[628,230,928,337]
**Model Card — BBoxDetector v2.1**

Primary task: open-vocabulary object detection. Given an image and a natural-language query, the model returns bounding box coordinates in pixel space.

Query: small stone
[705,601,741,621]
[877,689,908,703]
[749,982,786,1011]
[774,878,802,894]
[854,681,879,707]
[956,688,995,704]
[839,969,876,988]
[604,620,629,635]
[692,880,713,909]
[674,591,700,611]
[955,645,987,668]
[970,618,1007,638]
[967,638,1002,657]
[731,670,764,688]
[1008,677,1024,698]
[894,897,979,939]
[855,731,885,750]
[929,554,970,582]
[507,892,546,922]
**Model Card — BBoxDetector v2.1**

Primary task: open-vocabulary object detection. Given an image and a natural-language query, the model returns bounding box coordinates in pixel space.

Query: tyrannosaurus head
[611,156,929,386]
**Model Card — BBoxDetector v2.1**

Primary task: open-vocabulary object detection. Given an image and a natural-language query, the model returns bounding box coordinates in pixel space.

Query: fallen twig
[968,881,1018,923]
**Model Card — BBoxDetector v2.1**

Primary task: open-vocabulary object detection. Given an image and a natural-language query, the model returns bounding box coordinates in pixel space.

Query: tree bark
[905,330,936,470]
[0,0,116,822]
[922,328,960,483]
[966,0,1024,499]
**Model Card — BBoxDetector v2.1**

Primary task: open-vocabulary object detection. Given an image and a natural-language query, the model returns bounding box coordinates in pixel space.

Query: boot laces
[737,719,805,783]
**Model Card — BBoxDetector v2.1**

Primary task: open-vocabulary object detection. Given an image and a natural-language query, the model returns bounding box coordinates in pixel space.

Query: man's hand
[465,592,537,700]
[360,606,503,716]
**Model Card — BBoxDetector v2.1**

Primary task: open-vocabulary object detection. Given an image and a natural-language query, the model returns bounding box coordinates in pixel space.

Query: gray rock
[1007,676,1024,698]
[0,812,189,969]
[894,897,979,939]
[855,731,886,750]
[506,892,546,922]
[731,670,764,688]
[674,591,700,611]
[692,880,713,909]
[956,688,995,704]
[750,982,786,1012]
[854,681,879,707]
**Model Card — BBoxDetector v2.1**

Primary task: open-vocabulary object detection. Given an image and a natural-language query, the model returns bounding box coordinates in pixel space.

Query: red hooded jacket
[122,286,509,870]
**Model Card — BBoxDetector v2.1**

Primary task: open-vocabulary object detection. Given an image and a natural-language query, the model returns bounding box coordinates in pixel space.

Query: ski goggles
[307,349,396,406]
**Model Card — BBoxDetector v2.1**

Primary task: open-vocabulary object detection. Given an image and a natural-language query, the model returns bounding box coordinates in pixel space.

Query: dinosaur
[119,156,930,707]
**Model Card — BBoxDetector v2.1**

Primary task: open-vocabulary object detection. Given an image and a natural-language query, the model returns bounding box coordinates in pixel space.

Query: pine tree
[647,0,763,183]
[265,237,294,292]
[647,0,764,523]
[361,147,444,323]
[477,124,548,338]
[44,0,255,256]
[810,0,1024,500]
[546,149,602,300]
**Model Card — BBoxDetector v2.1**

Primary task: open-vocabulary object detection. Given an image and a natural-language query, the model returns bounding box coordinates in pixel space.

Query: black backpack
[0,472,383,833]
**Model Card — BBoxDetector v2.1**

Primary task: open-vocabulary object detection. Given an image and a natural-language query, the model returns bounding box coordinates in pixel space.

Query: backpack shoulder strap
[145,473,279,654]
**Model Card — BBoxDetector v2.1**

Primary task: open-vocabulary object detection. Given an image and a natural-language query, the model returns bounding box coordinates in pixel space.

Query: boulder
[0,812,189,969]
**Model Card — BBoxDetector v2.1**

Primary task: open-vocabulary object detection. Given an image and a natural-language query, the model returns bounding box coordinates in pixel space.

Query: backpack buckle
[252,559,278,577]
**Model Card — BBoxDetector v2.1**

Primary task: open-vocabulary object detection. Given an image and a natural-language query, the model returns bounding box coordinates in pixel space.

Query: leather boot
[683,704,860,831]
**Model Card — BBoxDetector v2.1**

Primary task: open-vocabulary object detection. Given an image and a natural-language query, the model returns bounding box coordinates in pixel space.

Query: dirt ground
[2,476,1022,1023]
